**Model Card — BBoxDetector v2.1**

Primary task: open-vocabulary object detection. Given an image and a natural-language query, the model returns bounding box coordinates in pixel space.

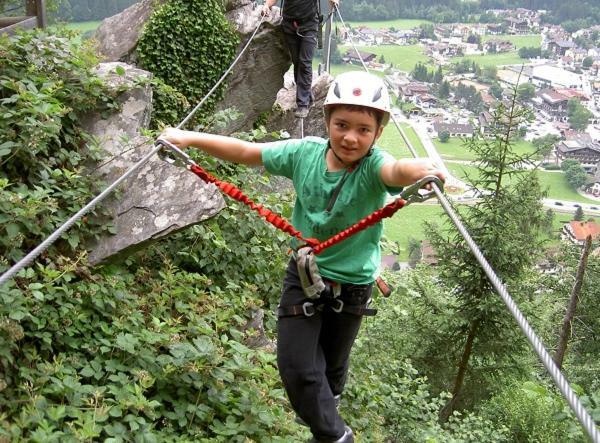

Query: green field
[379,122,428,159]
[345,18,432,30]
[383,204,447,260]
[339,44,430,72]
[481,34,542,49]
[452,51,525,68]
[64,21,101,33]
[434,137,536,161]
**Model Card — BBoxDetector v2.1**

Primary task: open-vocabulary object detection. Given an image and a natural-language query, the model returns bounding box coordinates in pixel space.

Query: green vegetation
[383,205,446,261]
[64,20,101,33]
[137,0,238,125]
[379,123,428,159]
[3,11,599,443]
[435,138,536,161]
[339,44,430,72]
[452,51,525,68]
[481,34,542,49]
[346,18,431,30]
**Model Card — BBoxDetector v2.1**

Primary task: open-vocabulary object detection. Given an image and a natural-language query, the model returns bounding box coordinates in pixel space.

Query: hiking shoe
[307,425,354,443]
[295,106,309,118]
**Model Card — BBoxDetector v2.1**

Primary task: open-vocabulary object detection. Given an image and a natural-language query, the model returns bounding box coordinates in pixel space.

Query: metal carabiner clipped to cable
[156,139,197,169]
[399,175,444,205]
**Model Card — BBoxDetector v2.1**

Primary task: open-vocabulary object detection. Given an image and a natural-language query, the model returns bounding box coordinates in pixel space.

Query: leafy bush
[137,0,239,125]
[0,29,117,266]
[477,379,583,442]
[0,27,299,442]
[148,77,190,129]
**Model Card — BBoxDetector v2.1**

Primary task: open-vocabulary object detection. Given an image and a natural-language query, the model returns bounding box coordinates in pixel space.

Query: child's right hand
[159,127,190,149]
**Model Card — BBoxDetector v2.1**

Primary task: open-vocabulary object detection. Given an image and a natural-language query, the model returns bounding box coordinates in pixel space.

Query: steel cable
[0,13,267,287]
[335,7,599,442]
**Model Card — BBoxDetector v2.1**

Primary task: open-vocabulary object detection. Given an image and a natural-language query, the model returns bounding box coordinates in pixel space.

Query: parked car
[554,201,563,206]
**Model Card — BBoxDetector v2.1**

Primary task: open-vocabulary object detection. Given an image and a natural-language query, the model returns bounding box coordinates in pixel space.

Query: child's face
[327,107,383,165]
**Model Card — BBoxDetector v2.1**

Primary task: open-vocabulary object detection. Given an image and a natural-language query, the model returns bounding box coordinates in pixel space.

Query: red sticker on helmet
[352,88,362,96]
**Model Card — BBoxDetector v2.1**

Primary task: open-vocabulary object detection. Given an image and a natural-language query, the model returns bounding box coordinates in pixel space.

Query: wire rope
[334,7,599,442]
[0,13,267,287]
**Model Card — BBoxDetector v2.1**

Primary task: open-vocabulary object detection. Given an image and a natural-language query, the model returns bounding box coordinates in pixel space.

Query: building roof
[567,221,600,241]
[433,122,474,134]
[564,131,593,144]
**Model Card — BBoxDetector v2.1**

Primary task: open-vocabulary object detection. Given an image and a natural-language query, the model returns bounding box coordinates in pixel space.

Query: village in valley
[324,7,600,258]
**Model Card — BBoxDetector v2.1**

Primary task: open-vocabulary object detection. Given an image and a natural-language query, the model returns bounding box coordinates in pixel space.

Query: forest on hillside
[1,0,598,29]
[330,0,600,30]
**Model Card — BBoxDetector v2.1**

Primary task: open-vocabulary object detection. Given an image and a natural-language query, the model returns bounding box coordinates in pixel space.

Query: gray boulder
[216,2,290,133]
[82,63,225,264]
[94,0,166,63]
[266,71,332,139]
[93,0,290,135]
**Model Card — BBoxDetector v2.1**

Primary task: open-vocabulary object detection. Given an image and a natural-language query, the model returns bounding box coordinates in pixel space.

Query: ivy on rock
[137,0,239,126]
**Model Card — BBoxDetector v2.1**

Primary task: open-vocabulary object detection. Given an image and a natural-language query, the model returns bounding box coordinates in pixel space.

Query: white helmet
[324,71,391,126]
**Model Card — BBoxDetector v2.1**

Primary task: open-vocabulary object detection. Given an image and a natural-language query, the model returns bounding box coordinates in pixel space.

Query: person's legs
[277,260,347,440]
[321,284,373,398]
[281,18,318,109]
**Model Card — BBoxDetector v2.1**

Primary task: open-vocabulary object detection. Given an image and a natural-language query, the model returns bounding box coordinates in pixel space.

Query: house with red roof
[562,220,600,246]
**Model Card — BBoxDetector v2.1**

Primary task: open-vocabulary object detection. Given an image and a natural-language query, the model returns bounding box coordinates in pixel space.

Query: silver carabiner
[400,175,444,205]
[156,138,197,169]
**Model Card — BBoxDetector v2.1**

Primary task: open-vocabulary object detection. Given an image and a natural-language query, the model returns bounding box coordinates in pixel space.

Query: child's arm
[159,128,263,166]
[380,158,445,188]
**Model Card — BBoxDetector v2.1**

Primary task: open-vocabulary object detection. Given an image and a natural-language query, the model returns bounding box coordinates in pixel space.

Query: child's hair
[326,104,384,127]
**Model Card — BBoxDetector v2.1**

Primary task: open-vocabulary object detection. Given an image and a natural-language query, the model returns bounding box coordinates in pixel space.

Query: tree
[490,82,503,100]
[379,54,386,64]
[439,130,450,143]
[466,34,481,45]
[429,92,546,421]
[433,66,443,84]
[481,66,497,83]
[567,98,592,130]
[554,237,593,369]
[517,83,535,102]
[582,56,593,68]
[574,206,585,221]
[533,134,560,162]
[438,80,450,100]
[518,46,542,59]
[561,159,588,189]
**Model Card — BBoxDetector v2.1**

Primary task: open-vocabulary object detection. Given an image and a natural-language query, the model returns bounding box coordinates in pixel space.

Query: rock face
[216,2,290,133]
[94,0,166,63]
[266,71,332,139]
[94,0,291,134]
[82,63,225,264]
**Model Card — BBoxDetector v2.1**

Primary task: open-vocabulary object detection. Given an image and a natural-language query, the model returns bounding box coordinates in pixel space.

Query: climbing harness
[333,7,600,442]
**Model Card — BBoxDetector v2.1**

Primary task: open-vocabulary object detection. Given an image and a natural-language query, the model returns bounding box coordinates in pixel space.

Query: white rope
[0,14,267,287]
[334,8,599,442]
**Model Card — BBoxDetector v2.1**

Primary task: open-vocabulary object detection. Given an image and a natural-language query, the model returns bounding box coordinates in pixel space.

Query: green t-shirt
[262,136,401,284]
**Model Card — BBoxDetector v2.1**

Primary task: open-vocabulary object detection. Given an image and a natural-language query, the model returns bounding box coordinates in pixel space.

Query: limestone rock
[216,3,290,134]
[266,71,332,139]
[82,63,225,264]
[94,0,166,62]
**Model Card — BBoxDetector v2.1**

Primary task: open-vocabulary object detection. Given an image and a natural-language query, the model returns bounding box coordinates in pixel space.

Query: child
[160,71,445,443]
[261,0,340,118]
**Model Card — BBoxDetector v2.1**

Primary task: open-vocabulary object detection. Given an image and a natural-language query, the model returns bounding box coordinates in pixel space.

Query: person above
[160,71,445,443]
[262,0,340,119]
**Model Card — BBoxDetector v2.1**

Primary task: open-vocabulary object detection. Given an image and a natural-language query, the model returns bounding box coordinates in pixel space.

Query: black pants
[277,258,373,440]
[281,16,319,108]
